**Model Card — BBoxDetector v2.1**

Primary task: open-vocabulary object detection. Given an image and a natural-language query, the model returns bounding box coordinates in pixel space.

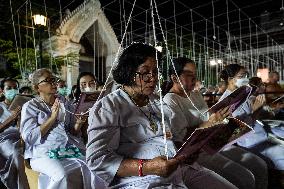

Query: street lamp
[32,14,47,68]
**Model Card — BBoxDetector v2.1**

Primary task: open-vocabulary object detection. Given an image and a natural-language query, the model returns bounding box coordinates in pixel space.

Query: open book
[8,94,33,111]
[174,117,253,158]
[0,107,21,132]
[74,91,103,115]
[207,85,256,114]
[0,95,33,132]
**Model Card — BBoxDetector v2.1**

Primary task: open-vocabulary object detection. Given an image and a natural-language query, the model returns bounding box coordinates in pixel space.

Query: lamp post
[32,14,47,68]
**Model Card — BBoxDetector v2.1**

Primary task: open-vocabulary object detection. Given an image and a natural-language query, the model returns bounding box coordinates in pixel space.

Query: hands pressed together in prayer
[50,98,60,121]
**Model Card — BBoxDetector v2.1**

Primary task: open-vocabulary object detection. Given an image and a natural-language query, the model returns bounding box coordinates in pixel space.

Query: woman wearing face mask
[219,64,284,187]
[163,58,267,189]
[57,79,71,97]
[74,72,97,102]
[0,78,29,189]
[20,68,106,189]
[86,43,238,189]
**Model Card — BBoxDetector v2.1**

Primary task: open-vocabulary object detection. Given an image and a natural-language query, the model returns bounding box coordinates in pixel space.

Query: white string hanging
[173,0,178,57]
[266,36,269,69]
[122,0,127,46]
[150,0,169,159]
[119,0,123,44]
[25,2,28,72]
[93,21,96,78]
[180,27,183,56]
[96,0,138,101]
[101,28,105,83]
[226,0,232,63]
[165,19,169,80]
[190,9,195,61]
[230,0,284,69]
[198,44,202,80]
[238,9,242,66]
[212,0,216,40]
[9,0,23,78]
[255,24,259,70]
[17,11,24,77]
[205,19,209,86]
[145,9,148,43]
[43,0,54,71]
[248,18,254,76]
[58,0,63,23]
[153,0,208,118]
[65,0,138,116]
[28,0,38,69]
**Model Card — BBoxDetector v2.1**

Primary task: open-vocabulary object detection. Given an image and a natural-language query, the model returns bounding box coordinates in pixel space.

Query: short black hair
[219,64,244,83]
[0,77,19,90]
[112,43,161,86]
[161,57,195,95]
[168,57,195,77]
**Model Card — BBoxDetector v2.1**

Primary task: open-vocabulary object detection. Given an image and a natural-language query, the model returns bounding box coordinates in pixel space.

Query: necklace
[122,88,157,134]
[121,86,149,107]
[139,108,157,134]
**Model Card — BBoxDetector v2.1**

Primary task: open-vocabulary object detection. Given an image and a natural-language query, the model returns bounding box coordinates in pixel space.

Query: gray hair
[31,68,52,85]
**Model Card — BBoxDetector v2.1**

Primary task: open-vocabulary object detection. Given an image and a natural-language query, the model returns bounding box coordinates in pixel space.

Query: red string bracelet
[138,159,144,177]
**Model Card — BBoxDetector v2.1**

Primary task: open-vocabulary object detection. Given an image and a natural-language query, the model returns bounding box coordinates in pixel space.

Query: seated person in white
[219,64,284,187]
[20,68,106,189]
[86,43,238,189]
[0,78,29,189]
[163,57,268,189]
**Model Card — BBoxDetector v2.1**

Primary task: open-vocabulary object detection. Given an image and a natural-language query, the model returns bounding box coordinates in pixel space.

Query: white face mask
[235,78,249,88]
[82,87,96,93]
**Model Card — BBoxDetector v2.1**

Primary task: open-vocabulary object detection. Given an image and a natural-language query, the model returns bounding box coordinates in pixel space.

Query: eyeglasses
[38,77,57,85]
[136,71,158,82]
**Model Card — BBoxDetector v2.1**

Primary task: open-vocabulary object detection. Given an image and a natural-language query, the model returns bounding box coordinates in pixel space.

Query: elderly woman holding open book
[86,43,238,189]
[20,68,106,189]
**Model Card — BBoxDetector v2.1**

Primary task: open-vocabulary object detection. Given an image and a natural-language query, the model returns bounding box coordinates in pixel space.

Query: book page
[75,91,103,114]
[207,86,256,114]
[174,117,253,158]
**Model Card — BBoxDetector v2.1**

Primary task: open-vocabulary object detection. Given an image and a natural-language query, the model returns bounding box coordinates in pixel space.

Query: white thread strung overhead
[153,0,208,118]
[96,0,138,101]
[150,0,169,159]
[28,0,38,69]
[212,0,216,41]
[17,11,24,77]
[93,21,96,77]
[226,0,232,62]
[25,2,28,73]
[9,0,23,78]
[248,18,254,76]
[180,27,183,56]
[43,0,54,71]
[190,9,195,62]
[238,9,242,66]
[173,0,178,57]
